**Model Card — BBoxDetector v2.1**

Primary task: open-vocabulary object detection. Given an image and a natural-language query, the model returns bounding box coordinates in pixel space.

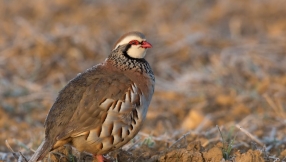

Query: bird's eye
[129,40,139,45]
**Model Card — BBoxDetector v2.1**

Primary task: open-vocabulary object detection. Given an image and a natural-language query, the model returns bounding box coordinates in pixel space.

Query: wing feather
[51,68,133,141]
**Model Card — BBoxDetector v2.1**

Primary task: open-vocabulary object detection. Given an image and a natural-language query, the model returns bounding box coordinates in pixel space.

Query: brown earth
[1,0,286,162]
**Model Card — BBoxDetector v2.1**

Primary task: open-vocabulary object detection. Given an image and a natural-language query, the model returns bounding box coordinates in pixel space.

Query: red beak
[141,41,152,49]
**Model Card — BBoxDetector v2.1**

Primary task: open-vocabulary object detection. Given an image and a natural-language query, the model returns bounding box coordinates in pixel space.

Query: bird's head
[113,31,152,59]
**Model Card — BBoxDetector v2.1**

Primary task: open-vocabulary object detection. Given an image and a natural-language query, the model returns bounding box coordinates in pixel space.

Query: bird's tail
[29,140,52,162]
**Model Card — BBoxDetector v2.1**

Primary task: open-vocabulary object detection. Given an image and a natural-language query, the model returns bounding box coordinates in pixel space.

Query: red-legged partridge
[29,31,155,162]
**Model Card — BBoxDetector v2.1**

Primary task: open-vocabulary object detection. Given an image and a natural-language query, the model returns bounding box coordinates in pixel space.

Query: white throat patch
[126,44,147,58]
[113,35,147,59]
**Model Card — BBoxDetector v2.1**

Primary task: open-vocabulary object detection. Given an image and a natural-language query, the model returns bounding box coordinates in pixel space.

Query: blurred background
[1,0,286,161]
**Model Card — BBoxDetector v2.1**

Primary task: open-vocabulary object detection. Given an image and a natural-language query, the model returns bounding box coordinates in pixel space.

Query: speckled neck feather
[107,45,155,81]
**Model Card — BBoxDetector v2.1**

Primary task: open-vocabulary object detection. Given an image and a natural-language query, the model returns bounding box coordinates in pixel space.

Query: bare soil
[1,0,286,162]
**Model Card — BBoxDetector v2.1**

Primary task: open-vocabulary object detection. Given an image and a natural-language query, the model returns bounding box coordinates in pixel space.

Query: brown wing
[44,64,105,138]
[46,65,135,141]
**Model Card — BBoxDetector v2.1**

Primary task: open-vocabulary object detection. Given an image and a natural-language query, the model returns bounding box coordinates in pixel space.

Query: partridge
[29,31,155,162]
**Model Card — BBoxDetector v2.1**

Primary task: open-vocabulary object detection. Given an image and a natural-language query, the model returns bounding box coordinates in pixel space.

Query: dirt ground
[1,0,286,161]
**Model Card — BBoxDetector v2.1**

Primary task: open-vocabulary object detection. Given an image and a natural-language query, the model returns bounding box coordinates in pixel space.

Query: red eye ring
[129,40,140,45]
